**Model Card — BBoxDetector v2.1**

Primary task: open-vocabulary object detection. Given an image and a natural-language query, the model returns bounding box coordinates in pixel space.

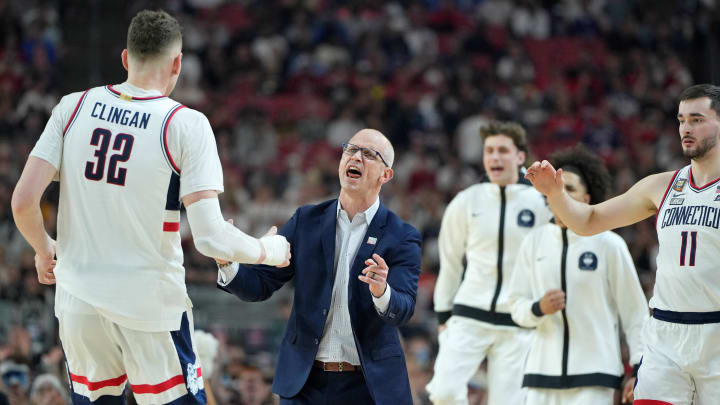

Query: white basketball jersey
[30,82,224,331]
[654,165,720,312]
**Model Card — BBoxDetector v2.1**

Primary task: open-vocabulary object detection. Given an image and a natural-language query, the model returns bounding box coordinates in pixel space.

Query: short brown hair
[127,10,182,60]
[479,120,528,153]
[679,84,720,117]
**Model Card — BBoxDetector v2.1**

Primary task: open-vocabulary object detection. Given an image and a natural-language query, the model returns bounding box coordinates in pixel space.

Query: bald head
[349,129,395,168]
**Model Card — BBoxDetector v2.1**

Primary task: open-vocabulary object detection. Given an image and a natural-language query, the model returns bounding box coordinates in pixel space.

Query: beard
[683,135,718,160]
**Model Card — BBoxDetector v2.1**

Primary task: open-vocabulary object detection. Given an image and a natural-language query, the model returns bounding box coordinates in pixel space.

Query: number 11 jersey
[655,164,720,312]
[30,82,224,332]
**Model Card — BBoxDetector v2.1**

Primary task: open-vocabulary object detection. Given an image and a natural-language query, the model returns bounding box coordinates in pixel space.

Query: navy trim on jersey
[63,89,90,137]
[451,304,522,327]
[688,167,720,192]
[169,313,206,404]
[652,308,720,324]
[160,104,185,175]
[655,169,681,228]
[166,173,181,211]
[522,372,623,389]
[105,85,167,101]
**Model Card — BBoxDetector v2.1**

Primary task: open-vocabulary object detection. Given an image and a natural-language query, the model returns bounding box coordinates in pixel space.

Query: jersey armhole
[62,89,91,137]
[160,104,186,175]
[654,169,681,228]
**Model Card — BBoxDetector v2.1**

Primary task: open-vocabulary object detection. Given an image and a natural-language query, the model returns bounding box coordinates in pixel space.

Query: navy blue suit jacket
[220,199,421,404]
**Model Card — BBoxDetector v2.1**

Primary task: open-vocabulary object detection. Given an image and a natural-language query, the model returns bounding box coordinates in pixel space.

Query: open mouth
[490,166,504,174]
[346,166,362,179]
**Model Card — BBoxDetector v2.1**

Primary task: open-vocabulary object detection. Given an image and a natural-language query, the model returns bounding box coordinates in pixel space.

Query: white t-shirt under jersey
[31,82,224,332]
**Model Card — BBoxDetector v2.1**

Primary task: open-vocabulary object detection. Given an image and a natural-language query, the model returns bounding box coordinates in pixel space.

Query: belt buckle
[338,363,344,372]
[322,362,328,371]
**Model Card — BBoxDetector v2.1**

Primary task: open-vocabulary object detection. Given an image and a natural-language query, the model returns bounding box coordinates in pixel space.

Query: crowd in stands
[0,0,716,403]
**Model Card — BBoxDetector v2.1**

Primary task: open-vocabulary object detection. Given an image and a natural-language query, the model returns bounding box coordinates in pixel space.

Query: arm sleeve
[433,192,469,321]
[509,232,546,328]
[378,226,422,326]
[608,233,649,366]
[186,198,288,265]
[167,109,224,198]
[29,92,84,174]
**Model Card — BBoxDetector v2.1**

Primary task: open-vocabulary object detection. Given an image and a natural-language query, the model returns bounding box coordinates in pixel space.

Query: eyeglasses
[342,143,389,167]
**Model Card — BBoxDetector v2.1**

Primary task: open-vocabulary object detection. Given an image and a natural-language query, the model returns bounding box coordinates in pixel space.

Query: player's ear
[171,52,182,76]
[517,150,527,166]
[583,193,591,204]
[121,49,129,72]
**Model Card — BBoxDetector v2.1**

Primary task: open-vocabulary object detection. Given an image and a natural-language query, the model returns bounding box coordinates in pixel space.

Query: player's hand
[35,239,56,285]
[359,253,389,298]
[539,289,565,315]
[622,377,635,403]
[259,226,291,268]
[525,160,565,200]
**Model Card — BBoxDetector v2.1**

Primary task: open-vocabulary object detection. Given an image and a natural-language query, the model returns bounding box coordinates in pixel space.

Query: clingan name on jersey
[660,205,720,229]
[90,102,150,129]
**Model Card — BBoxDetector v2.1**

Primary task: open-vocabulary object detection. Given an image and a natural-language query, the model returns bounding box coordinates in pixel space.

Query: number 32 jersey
[655,164,720,313]
[30,83,224,332]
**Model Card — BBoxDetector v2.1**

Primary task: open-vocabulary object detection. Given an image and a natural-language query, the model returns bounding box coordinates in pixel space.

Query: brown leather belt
[313,360,361,372]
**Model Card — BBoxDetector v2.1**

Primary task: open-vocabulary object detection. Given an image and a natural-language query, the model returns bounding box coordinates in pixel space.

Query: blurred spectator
[29,374,67,405]
[0,359,30,405]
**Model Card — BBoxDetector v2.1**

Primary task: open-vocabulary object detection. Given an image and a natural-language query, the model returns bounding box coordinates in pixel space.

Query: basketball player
[525,83,720,404]
[11,10,289,405]
[508,145,648,405]
[426,121,552,405]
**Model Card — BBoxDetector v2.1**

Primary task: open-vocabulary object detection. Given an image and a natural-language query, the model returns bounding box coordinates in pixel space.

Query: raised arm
[526,160,673,235]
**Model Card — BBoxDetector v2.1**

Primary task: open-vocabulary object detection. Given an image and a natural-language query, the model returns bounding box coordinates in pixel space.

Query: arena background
[1,0,719,403]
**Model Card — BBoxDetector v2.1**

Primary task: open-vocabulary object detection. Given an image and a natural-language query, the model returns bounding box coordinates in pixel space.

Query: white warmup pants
[426,316,531,405]
[525,386,614,405]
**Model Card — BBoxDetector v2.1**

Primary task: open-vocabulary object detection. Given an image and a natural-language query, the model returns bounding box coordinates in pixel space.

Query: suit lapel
[321,200,338,281]
[349,204,388,302]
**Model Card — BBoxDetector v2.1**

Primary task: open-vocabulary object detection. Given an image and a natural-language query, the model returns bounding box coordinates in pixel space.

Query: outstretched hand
[359,253,389,298]
[525,160,565,199]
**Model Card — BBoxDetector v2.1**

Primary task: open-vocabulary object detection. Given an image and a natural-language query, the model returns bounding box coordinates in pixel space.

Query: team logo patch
[186,362,202,395]
[517,209,535,227]
[715,195,720,202]
[578,251,598,271]
[670,197,685,205]
[673,178,687,192]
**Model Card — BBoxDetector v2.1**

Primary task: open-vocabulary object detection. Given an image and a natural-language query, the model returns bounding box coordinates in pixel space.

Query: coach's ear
[121,49,129,72]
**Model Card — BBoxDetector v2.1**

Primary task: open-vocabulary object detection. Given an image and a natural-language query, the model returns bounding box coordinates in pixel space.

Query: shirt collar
[337,197,380,225]
[113,82,165,98]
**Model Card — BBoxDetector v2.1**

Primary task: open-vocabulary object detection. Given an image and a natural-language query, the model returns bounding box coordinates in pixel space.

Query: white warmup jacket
[509,224,648,389]
[434,178,552,326]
